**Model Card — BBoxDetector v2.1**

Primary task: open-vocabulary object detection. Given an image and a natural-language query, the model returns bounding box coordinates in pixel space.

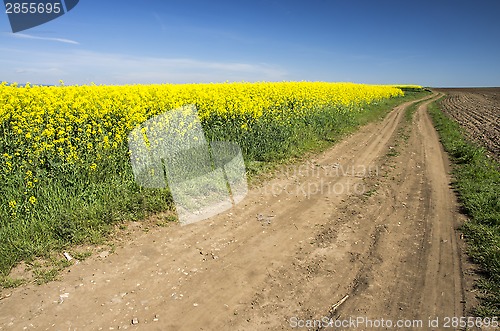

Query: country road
[0,93,475,330]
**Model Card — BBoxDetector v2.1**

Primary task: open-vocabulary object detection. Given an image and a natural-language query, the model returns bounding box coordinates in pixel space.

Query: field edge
[427,95,500,317]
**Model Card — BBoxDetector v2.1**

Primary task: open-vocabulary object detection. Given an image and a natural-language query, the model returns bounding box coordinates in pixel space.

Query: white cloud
[9,33,79,45]
[1,48,288,85]
[15,67,65,75]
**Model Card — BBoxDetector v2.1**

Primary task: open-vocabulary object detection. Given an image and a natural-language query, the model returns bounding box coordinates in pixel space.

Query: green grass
[378,92,433,161]
[0,275,25,288]
[392,85,428,93]
[404,94,430,123]
[428,99,500,317]
[245,90,429,184]
[0,90,429,285]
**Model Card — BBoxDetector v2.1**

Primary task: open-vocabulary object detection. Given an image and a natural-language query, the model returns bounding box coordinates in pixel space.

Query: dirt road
[0,93,473,330]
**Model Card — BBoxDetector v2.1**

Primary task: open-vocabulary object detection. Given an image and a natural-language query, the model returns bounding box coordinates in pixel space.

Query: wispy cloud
[152,12,167,32]
[0,48,288,85]
[9,33,79,45]
[16,67,65,75]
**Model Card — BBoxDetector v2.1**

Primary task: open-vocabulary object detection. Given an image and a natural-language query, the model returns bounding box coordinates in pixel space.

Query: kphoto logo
[259,161,379,198]
[4,0,79,33]
[127,105,248,225]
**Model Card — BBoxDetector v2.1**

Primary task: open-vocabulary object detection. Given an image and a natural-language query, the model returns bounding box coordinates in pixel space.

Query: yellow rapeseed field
[0,81,405,274]
[0,82,402,168]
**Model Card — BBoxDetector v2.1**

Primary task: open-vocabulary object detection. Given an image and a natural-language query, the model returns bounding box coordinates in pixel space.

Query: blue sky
[1,0,499,87]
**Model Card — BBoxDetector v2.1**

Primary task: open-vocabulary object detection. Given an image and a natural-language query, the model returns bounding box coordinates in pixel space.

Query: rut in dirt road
[0,93,468,331]
[326,94,467,327]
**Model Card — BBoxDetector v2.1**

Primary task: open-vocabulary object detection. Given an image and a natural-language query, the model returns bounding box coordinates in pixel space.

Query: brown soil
[0,94,480,330]
[434,88,500,162]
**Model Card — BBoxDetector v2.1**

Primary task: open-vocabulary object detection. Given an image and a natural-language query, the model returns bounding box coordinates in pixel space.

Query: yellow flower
[0,80,404,210]
[29,196,37,205]
[9,200,16,209]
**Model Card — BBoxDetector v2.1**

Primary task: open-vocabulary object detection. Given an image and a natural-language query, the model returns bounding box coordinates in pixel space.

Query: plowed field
[435,88,500,162]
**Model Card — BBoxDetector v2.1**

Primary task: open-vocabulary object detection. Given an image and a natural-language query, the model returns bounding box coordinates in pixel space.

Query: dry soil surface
[0,94,479,330]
